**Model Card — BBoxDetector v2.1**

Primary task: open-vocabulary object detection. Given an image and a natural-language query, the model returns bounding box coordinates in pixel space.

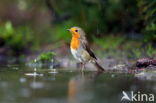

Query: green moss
[37,52,55,62]
[28,52,56,68]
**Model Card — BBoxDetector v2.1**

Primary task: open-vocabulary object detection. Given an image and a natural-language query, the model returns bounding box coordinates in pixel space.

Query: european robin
[68,26,104,72]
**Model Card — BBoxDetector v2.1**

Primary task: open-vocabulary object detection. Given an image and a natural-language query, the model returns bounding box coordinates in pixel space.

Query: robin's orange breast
[70,37,80,50]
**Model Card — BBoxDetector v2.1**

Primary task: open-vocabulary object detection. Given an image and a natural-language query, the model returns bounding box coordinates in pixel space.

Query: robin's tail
[93,61,105,72]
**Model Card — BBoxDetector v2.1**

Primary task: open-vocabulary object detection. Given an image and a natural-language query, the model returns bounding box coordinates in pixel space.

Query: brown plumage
[68,26,104,72]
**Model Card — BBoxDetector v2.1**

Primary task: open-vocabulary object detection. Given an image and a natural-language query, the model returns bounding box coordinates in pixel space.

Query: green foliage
[146,44,156,57]
[49,0,155,42]
[50,20,74,42]
[128,44,156,59]
[0,21,33,50]
[37,52,55,62]
[51,0,140,35]
[144,23,156,42]
[123,40,142,50]
[131,49,142,58]
[0,0,155,59]
[93,35,125,49]
[137,0,156,42]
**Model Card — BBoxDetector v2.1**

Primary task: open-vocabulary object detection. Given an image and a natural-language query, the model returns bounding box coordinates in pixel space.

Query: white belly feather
[71,48,81,61]
[71,48,91,62]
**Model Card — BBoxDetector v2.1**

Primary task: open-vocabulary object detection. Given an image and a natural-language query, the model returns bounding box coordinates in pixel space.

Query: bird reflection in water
[68,71,102,103]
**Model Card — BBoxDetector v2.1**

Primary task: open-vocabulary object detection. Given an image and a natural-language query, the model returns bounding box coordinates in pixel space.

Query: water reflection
[68,72,102,103]
[25,68,44,76]
[0,66,155,103]
[30,76,44,89]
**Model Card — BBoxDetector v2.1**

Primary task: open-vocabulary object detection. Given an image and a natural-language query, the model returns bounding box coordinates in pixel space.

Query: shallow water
[0,66,155,103]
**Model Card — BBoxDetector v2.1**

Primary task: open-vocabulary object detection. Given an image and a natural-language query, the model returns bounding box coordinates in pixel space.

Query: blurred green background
[0,0,155,62]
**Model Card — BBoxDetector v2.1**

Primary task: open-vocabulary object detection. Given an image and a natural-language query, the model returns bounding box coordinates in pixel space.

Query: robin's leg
[81,62,85,72]
[79,62,83,70]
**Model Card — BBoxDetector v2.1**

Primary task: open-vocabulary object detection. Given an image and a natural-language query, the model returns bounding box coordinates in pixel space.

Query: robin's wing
[85,45,97,60]
[80,39,97,60]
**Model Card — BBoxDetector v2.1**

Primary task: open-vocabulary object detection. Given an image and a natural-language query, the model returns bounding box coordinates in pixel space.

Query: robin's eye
[75,30,78,32]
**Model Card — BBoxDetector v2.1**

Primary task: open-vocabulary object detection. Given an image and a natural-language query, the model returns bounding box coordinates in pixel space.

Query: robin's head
[68,26,86,39]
